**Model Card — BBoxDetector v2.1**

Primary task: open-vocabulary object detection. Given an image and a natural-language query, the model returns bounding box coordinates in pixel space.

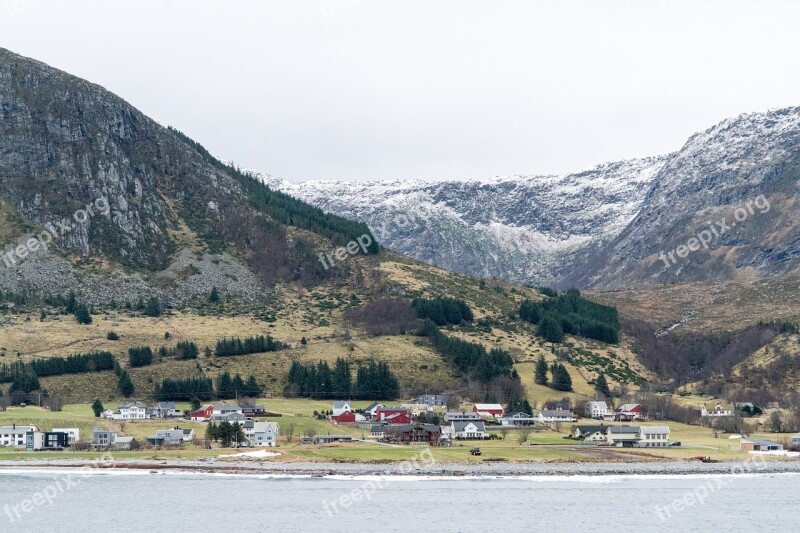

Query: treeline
[418,319,514,383]
[284,358,399,400]
[168,126,379,254]
[412,297,473,326]
[0,352,114,382]
[129,347,154,368]
[519,288,619,344]
[217,372,262,399]
[215,335,283,357]
[154,377,214,401]
[153,372,262,401]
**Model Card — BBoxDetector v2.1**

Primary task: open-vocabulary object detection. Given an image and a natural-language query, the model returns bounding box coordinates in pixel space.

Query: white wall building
[585,401,609,419]
[0,425,37,447]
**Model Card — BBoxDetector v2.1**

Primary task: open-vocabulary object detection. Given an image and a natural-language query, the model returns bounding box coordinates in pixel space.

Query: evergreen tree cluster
[216,372,263,399]
[412,297,474,326]
[154,377,214,401]
[128,346,154,368]
[215,335,283,357]
[0,352,114,382]
[206,421,246,447]
[284,358,398,400]
[418,319,514,383]
[157,341,199,360]
[519,288,619,344]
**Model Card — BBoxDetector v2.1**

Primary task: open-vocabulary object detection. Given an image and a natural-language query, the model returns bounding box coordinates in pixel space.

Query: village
[1,396,797,458]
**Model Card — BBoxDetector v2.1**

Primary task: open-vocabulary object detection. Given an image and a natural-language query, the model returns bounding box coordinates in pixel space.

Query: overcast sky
[1,0,799,181]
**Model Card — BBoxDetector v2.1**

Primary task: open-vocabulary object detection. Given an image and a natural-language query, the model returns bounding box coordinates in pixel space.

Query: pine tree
[91,399,105,417]
[595,372,611,398]
[65,291,77,314]
[117,371,135,397]
[75,303,92,325]
[144,297,162,317]
[534,355,549,385]
[551,364,573,392]
[209,286,220,303]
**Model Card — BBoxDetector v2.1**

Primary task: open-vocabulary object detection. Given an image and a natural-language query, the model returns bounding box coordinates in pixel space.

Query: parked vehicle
[669,441,681,447]
[470,447,481,456]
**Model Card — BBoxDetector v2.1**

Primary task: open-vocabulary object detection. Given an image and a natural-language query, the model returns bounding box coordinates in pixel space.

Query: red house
[189,404,214,421]
[472,403,505,418]
[331,411,357,424]
[383,412,412,425]
[375,407,410,422]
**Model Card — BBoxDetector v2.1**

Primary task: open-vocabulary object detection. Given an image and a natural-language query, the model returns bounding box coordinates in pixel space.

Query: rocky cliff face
[263,156,667,286]
[0,48,370,305]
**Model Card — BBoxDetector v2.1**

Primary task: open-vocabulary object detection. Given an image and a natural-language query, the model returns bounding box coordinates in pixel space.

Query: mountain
[0,47,375,306]
[264,107,800,290]
[261,156,667,287]
[571,106,800,288]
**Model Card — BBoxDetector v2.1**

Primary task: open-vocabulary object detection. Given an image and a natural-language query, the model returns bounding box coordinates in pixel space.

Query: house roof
[541,409,575,417]
[115,436,134,443]
[120,402,145,409]
[365,402,383,411]
[253,422,279,434]
[641,426,671,434]
[332,401,350,409]
[474,403,503,411]
[384,424,441,434]
[608,426,640,434]
[452,420,486,432]
[744,439,782,446]
[370,425,386,433]
[575,425,607,435]
[157,402,177,409]
[617,404,641,412]
[587,401,608,408]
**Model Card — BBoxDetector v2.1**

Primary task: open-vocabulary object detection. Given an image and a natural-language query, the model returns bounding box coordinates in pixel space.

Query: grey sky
[1,0,798,181]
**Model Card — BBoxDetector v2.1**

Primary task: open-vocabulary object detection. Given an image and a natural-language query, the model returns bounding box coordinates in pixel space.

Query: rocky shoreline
[2,458,799,477]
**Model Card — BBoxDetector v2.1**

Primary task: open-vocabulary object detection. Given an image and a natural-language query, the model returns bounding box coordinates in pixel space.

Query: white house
[538,409,577,423]
[52,428,80,445]
[149,402,183,419]
[213,403,243,416]
[792,433,800,448]
[452,420,487,439]
[332,401,352,417]
[0,425,38,447]
[250,422,279,447]
[639,426,671,447]
[110,402,148,421]
[700,404,733,418]
[211,412,248,424]
[444,412,481,422]
[585,401,609,419]
[606,426,642,447]
[498,412,537,426]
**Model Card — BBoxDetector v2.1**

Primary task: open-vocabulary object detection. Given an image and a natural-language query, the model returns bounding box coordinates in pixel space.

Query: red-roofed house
[189,404,214,422]
[375,407,410,422]
[383,412,412,425]
[331,411,357,424]
[472,403,505,418]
